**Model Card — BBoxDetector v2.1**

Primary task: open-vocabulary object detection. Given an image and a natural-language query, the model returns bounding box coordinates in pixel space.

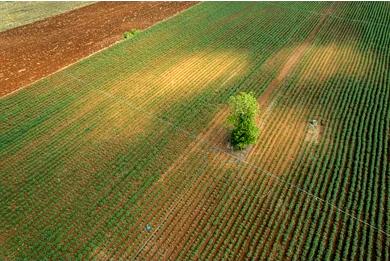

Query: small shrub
[123,29,141,39]
[227,92,259,150]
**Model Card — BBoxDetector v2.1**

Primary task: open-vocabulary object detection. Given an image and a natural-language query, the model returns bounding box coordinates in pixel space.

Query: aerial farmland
[0,1,389,260]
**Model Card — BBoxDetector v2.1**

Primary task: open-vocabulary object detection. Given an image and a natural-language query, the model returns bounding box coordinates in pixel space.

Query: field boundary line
[0,2,95,32]
[0,1,307,100]
[0,2,200,100]
[0,39,123,100]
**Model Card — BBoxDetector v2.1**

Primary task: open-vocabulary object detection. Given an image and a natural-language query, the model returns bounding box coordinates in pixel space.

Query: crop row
[133,2,389,260]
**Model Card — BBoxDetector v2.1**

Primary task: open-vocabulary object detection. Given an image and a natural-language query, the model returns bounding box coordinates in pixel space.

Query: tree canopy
[227,92,259,150]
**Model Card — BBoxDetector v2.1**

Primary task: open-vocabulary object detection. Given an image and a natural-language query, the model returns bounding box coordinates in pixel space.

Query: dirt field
[0,1,196,97]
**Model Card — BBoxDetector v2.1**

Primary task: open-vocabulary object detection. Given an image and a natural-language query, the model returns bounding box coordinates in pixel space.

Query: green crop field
[0,2,389,260]
[0,1,92,32]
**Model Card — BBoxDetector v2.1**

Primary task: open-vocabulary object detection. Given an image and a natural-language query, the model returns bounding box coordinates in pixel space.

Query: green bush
[123,29,141,39]
[227,92,259,150]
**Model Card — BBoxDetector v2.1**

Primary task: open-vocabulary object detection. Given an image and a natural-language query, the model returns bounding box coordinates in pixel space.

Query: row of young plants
[45,2,310,258]
[279,17,366,259]
[306,16,387,260]
[108,3,318,258]
[1,2,260,258]
[187,8,328,260]
[138,2,388,260]
[331,1,390,25]
[1,1,387,259]
[131,3,333,260]
[83,3,302,258]
[143,139,275,260]
[106,3,316,258]
[251,12,388,260]
[244,9,386,256]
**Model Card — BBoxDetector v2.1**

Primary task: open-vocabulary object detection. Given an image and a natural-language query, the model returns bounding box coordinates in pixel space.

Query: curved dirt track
[0,1,196,97]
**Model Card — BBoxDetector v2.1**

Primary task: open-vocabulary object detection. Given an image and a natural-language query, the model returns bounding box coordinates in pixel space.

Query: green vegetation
[0,2,92,32]
[227,92,259,150]
[123,29,141,40]
[1,2,389,260]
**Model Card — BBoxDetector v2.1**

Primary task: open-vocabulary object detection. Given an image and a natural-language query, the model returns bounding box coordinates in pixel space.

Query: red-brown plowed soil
[0,1,196,97]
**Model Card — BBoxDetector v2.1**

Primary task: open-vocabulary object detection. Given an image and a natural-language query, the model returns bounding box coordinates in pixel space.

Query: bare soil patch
[0,1,196,97]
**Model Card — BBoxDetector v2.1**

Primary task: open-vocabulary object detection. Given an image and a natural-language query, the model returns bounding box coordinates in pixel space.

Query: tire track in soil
[134,3,336,258]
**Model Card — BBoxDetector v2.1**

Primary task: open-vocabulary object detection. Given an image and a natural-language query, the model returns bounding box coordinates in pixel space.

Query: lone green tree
[227,92,259,150]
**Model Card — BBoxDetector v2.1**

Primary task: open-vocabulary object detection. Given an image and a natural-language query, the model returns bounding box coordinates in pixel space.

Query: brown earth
[0,1,196,97]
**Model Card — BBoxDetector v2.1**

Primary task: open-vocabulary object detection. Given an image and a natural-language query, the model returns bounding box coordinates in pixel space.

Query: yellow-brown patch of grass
[247,106,309,176]
[104,50,250,114]
[300,43,371,82]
